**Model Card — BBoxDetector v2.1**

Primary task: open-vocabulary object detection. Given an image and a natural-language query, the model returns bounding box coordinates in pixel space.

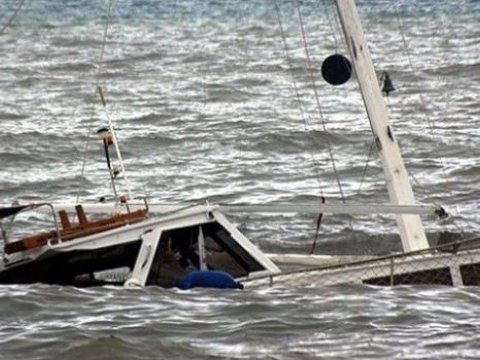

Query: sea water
[0,1,479,359]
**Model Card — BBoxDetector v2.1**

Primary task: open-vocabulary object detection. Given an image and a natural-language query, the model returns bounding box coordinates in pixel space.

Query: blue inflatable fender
[177,270,244,290]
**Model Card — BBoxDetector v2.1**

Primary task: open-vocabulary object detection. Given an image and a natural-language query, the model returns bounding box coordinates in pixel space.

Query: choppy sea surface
[0,1,479,359]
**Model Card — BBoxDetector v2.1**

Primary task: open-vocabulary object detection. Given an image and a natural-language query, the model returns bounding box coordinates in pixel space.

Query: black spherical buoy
[321,54,352,86]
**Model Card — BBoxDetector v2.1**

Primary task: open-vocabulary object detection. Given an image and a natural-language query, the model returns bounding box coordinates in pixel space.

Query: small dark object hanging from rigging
[381,71,396,96]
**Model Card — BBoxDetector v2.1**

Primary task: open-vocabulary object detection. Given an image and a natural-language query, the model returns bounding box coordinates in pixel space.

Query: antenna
[97,86,133,204]
[97,127,119,200]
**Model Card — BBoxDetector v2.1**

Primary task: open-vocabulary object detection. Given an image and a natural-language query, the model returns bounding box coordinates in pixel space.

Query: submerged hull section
[246,237,480,288]
[0,241,141,287]
[4,236,480,289]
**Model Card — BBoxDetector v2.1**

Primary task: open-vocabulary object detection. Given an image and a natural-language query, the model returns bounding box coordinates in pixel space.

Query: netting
[245,236,480,287]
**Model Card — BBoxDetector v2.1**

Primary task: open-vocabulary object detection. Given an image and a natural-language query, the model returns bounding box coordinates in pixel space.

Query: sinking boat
[0,202,280,288]
[1,1,479,289]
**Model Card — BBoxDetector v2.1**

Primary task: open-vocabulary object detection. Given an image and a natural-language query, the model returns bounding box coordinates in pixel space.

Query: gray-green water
[0,1,479,359]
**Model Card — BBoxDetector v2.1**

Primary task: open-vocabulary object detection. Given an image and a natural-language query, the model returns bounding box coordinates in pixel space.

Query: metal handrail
[0,202,62,245]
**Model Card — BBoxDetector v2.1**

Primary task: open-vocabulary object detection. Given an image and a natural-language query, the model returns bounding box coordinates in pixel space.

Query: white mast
[97,86,134,203]
[334,0,429,252]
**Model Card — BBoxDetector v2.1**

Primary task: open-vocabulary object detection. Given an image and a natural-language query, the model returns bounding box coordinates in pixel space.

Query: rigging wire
[319,0,377,197]
[0,0,26,35]
[317,0,384,204]
[393,4,450,186]
[316,0,361,238]
[75,0,116,204]
[294,1,346,203]
[317,0,340,51]
[319,1,462,239]
[356,140,376,195]
[274,2,332,253]
[275,1,359,252]
[273,1,325,192]
[391,2,465,236]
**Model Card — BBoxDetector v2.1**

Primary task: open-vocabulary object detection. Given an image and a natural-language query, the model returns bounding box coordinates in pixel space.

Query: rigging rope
[393,4,451,189]
[274,1,359,253]
[294,2,347,203]
[391,2,465,236]
[319,0,381,202]
[309,195,326,254]
[0,0,26,35]
[356,140,376,195]
[275,2,332,254]
[273,1,325,192]
[75,0,116,204]
[318,0,340,51]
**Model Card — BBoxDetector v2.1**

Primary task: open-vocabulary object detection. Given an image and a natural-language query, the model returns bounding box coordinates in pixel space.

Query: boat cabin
[0,203,280,288]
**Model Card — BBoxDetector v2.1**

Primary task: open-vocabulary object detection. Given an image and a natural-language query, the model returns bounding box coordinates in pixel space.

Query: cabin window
[146,222,264,287]
[67,242,142,287]
[460,263,480,286]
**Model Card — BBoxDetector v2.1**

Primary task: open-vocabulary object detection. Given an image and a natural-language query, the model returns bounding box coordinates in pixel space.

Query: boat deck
[4,205,147,255]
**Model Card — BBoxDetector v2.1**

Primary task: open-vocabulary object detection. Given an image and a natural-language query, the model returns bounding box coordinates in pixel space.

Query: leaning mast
[334,0,429,252]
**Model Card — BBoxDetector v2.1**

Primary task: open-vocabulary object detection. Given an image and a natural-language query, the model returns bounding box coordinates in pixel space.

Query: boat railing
[244,234,480,287]
[2,202,149,256]
[0,202,61,245]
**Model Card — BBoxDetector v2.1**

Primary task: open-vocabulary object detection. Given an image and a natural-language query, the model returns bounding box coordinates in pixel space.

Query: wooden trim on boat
[58,210,71,230]
[76,205,89,226]
[4,206,148,255]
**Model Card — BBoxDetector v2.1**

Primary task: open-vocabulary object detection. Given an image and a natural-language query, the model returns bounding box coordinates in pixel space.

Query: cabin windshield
[146,222,264,287]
